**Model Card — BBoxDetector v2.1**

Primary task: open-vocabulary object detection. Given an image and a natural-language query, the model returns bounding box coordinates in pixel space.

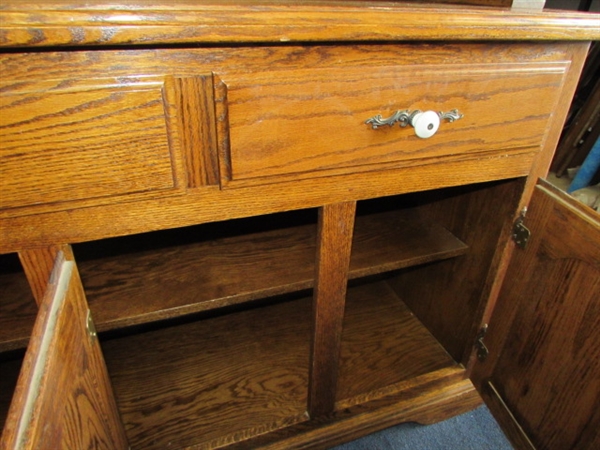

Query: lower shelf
[337,281,455,406]
[101,278,458,449]
[102,293,312,450]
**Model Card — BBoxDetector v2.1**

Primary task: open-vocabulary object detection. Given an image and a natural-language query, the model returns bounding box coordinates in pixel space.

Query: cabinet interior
[0,176,525,448]
[0,254,31,432]
[0,253,36,352]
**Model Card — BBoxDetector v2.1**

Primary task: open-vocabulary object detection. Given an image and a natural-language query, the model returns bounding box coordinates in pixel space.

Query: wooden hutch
[0,1,599,449]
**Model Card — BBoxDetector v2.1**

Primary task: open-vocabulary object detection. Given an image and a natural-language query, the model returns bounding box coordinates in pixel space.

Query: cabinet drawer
[219,60,569,188]
[0,78,179,212]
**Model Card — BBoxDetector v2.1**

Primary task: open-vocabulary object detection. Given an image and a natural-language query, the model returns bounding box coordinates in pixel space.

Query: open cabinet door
[0,247,128,449]
[473,180,600,450]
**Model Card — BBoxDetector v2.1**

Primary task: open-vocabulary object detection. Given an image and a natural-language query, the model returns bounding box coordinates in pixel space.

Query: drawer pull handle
[365,109,463,139]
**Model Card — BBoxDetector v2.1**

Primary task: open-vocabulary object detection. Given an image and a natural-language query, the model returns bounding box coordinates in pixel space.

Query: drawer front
[0,77,190,213]
[219,61,569,187]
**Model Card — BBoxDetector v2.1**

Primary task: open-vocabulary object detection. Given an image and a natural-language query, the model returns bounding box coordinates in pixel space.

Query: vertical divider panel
[308,201,356,417]
[18,246,62,307]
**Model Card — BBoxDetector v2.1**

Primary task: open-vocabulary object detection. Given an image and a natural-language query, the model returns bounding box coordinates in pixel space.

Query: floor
[331,405,513,450]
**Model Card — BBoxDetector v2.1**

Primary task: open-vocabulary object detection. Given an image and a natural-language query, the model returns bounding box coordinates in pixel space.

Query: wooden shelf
[102,293,312,450]
[0,209,467,351]
[337,281,455,406]
[0,209,466,443]
[0,254,36,352]
[79,210,467,332]
[101,279,458,449]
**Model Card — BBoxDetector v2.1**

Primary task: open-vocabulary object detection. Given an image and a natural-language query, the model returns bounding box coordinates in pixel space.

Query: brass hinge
[475,324,489,362]
[512,207,530,249]
[86,309,98,341]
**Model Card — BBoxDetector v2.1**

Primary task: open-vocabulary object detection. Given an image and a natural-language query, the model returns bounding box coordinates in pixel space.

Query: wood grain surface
[337,281,455,405]
[0,205,468,351]
[309,202,356,417]
[101,278,460,449]
[0,248,128,450]
[388,178,524,364]
[17,247,60,306]
[0,1,598,48]
[0,4,597,449]
[475,182,600,450]
[465,42,590,374]
[223,60,567,187]
[0,148,540,254]
[1,42,584,253]
[0,80,177,211]
[223,367,480,450]
[71,207,466,332]
[164,75,220,188]
[102,294,313,450]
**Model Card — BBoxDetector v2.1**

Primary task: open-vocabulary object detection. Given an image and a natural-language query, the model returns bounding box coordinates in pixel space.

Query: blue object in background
[332,406,513,450]
[568,136,600,193]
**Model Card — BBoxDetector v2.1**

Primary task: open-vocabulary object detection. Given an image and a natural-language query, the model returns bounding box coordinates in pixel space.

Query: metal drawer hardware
[512,207,530,249]
[475,324,489,362]
[86,309,98,341]
[365,109,463,138]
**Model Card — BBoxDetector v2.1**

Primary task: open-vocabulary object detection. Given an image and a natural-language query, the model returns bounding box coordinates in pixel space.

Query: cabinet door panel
[478,181,600,450]
[1,248,128,449]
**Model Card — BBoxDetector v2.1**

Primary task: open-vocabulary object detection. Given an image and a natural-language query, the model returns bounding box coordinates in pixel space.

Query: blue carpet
[331,406,513,449]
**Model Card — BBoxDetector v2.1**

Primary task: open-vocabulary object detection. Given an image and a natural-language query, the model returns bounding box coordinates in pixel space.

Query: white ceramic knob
[410,110,441,139]
[365,108,463,136]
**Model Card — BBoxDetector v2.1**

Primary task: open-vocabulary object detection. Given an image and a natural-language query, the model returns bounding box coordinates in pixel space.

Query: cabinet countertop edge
[0,1,599,48]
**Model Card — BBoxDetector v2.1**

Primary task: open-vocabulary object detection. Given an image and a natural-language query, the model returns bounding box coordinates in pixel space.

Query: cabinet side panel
[387,178,524,362]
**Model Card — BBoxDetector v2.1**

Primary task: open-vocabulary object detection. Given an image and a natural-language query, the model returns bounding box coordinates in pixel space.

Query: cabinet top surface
[0,1,599,48]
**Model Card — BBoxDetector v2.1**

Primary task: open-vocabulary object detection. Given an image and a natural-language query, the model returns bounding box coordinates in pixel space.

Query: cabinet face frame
[0,42,587,254]
[0,25,595,450]
[0,247,128,450]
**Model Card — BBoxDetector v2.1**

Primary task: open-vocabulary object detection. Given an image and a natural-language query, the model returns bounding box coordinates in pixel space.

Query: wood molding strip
[214,73,232,186]
[1,4,599,47]
[166,75,220,187]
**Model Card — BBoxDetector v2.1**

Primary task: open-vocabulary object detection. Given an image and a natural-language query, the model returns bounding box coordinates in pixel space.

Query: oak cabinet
[0,2,599,449]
